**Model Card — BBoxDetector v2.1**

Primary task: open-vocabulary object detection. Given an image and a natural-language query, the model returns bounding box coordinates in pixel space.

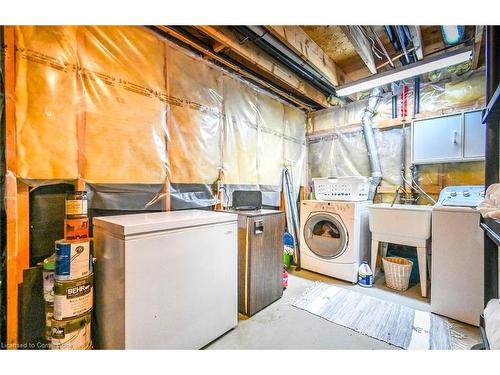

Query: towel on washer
[478,184,500,219]
[485,299,500,349]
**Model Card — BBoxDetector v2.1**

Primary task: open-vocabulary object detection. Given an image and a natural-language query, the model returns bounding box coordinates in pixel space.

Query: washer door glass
[303,213,348,259]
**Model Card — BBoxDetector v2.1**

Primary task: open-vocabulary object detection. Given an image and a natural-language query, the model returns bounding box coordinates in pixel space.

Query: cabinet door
[247,214,284,316]
[413,114,462,163]
[464,110,486,158]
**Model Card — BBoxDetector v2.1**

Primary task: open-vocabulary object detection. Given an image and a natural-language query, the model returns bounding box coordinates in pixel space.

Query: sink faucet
[391,186,405,207]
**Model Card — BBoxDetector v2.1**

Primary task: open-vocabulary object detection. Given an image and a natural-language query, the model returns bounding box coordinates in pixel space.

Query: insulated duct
[362,87,384,184]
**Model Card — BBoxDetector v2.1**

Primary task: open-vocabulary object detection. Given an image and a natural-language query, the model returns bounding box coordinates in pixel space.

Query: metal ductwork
[231,26,337,97]
[362,87,384,185]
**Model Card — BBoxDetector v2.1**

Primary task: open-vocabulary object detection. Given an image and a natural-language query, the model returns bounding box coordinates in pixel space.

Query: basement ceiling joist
[152,26,318,110]
[263,25,346,86]
[340,26,377,74]
[472,25,485,69]
[195,26,330,108]
[409,26,424,60]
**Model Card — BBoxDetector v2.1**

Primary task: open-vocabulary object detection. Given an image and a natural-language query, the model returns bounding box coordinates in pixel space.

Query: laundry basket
[382,257,413,292]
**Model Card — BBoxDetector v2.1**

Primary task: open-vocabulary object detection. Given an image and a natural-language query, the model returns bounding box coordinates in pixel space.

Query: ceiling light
[336,47,472,97]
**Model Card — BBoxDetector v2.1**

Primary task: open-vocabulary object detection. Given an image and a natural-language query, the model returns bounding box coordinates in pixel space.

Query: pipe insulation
[361,87,384,184]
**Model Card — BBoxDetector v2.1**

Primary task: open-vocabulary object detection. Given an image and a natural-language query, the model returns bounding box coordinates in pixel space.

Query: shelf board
[482,83,500,124]
[481,217,500,247]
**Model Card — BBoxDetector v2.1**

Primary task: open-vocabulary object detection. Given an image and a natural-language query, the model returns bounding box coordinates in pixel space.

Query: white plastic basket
[382,257,413,292]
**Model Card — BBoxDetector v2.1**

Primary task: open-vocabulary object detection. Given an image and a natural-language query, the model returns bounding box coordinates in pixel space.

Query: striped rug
[291,283,452,350]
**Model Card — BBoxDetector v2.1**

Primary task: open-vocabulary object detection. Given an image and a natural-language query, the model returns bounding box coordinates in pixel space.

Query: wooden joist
[212,41,226,53]
[264,26,345,86]
[154,26,315,110]
[194,26,330,108]
[377,184,442,195]
[472,25,484,69]
[409,26,424,60]
[4,26,30,349]
[340,26,377,74]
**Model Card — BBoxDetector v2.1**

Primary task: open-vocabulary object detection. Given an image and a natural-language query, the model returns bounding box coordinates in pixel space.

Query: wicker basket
[382,257,413,292]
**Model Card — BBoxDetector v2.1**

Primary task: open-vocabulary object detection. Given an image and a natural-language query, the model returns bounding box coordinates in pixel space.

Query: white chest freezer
[93,210,239,349]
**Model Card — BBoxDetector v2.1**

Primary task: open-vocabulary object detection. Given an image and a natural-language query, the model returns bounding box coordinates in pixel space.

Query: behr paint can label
[50,313,92,350]
[44,303,54,342]
[55,240,91,281]
[53,274,93,320]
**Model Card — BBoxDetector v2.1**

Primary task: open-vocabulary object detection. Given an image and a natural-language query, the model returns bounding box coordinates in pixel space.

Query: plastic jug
[358,261,373,288]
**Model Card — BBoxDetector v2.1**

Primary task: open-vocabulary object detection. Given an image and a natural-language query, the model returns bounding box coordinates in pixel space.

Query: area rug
[291,283,452,350]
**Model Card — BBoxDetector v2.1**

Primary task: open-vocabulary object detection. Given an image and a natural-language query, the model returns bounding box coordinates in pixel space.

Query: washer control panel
[438,185,485,207]
[313,177,372,201]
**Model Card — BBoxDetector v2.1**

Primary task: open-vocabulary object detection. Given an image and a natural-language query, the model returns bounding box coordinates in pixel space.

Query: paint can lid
[43,254,56,271]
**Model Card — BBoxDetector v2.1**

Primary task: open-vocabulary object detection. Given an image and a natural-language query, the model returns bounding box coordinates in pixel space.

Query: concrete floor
[206,268,480,350]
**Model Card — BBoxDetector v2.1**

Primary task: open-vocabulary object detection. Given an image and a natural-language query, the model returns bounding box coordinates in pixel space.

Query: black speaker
[232,190,262,210]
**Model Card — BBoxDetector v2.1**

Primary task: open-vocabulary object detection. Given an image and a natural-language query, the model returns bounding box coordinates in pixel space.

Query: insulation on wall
[166,43,223,185]
[307,127,410,187]
[308,70,485,193]
[256,91,285,187]
[284,106,307,194]
[10,26,307,208]
[15,26,79,180]
[80,26,168,184]
[222,75,259,185]
[310,71,486,133]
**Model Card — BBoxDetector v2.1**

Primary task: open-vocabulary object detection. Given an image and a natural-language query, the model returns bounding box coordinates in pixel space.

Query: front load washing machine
[300,200,371,283]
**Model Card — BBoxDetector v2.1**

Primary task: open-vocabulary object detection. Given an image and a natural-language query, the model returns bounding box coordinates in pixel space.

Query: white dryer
[300,200,371,283]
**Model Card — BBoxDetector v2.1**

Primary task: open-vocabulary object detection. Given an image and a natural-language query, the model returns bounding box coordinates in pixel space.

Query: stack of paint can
[42,254,55,342]
[50,191,93,350]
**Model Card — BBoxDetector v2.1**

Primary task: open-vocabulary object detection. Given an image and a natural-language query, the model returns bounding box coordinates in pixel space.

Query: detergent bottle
[358,261,373,287]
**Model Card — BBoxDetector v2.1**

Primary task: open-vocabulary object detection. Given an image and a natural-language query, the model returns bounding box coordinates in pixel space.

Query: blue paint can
[55,240,91,281]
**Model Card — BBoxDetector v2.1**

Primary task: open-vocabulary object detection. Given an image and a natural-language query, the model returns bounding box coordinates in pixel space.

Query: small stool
[371,234,431,297]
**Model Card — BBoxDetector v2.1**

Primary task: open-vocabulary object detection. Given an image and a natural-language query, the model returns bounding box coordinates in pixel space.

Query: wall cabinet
[412,110,485,164]
[464,110,486,158]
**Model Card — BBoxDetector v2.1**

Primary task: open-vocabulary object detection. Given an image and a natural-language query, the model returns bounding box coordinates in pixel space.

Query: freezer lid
[93,210,238,236]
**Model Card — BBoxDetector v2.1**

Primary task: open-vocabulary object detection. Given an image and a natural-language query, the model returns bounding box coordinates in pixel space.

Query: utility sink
[368,203,433,298]
[368,203,433,243]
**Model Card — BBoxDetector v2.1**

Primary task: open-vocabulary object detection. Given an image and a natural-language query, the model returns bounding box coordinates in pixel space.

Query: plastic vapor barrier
[6,26,306,209]
[308,70,485,192]
[308,127,410,187]
[311,71,486,133]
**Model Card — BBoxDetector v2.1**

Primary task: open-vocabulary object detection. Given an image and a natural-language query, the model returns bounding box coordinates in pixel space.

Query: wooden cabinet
[230,210,285,317]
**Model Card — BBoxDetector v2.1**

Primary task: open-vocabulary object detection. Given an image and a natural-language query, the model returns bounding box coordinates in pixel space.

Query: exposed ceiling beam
[212,41,226,53]
[340,26,377,74]
[195,26,330,108]
[152,26,315,110]
[264,25,346,86]
[472,25,485,69]
[409,26,424,60]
